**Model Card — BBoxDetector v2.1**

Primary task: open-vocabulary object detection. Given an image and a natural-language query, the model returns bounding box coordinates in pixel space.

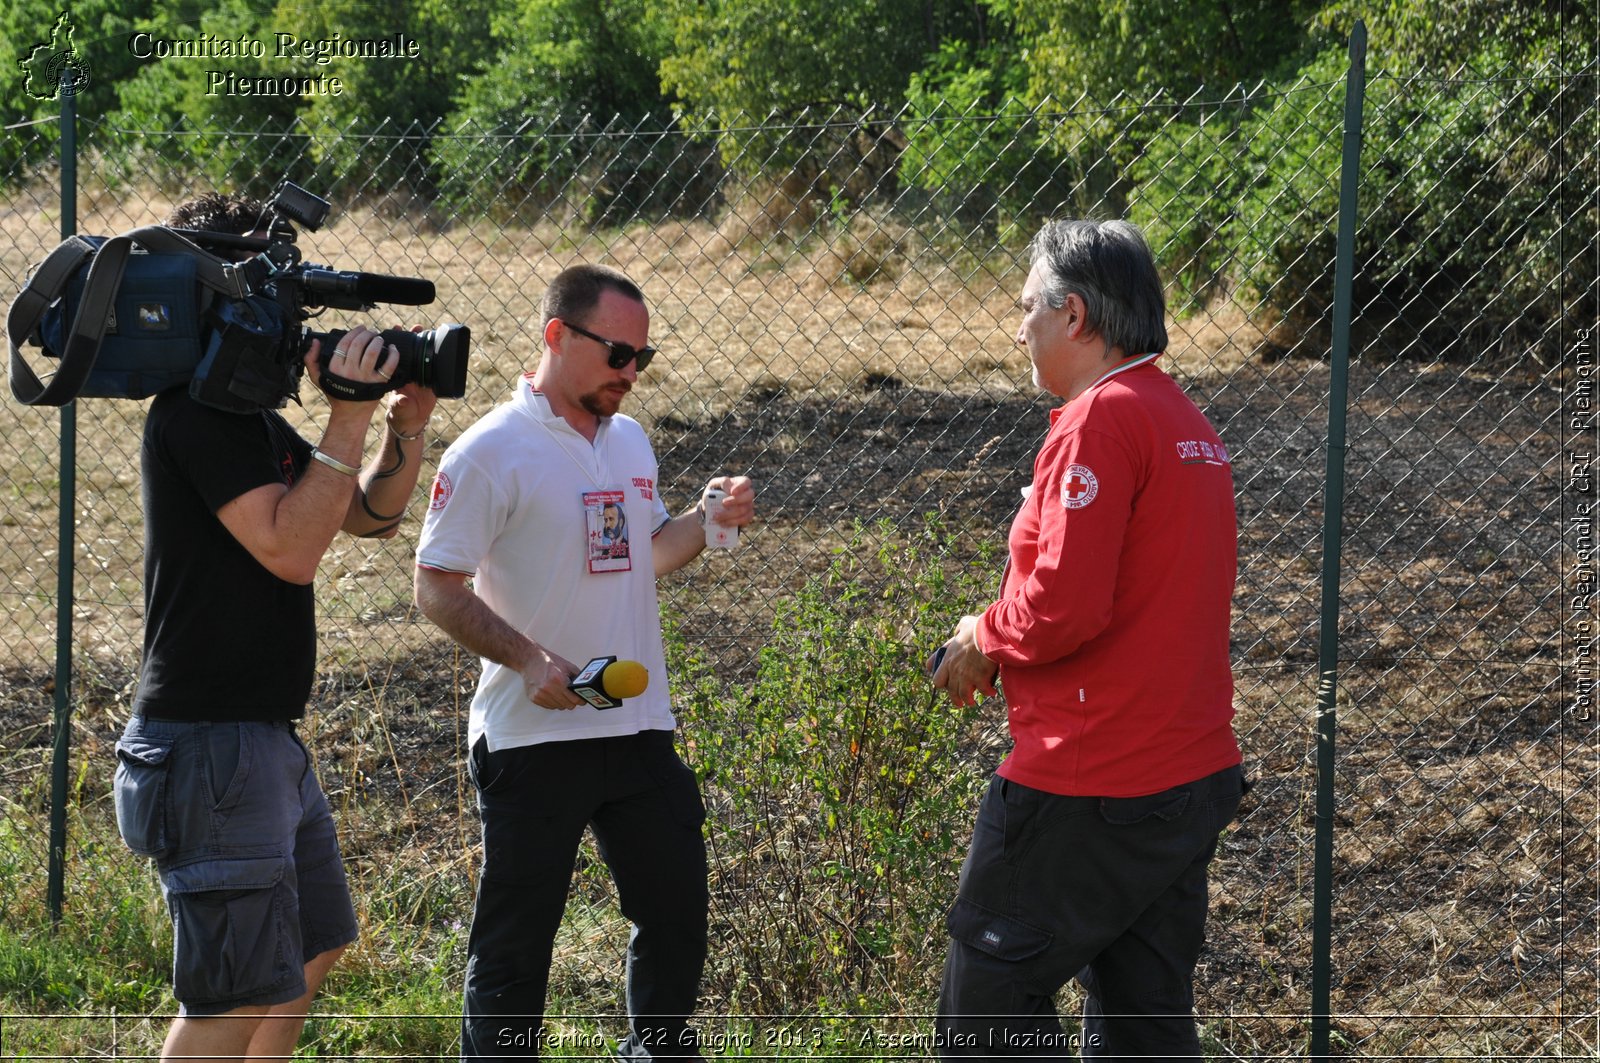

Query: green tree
[900,34,1076,238]
[989,0,1322,107]
[1317,0,1579,71]
[436,0,705,223]
[273,0,499,201]
[658,0,992,178]
[980,0,1325,236]
[458,0,671,124]
[660,0,947,119]
[107,0,309,195]
[1131,4,1595,365]
[0,0,156,181]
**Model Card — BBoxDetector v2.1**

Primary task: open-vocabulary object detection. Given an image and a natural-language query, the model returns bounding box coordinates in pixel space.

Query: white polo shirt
[417,376,676,751]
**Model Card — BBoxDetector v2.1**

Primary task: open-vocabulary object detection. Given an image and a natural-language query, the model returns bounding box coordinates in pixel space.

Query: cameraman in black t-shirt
[111,193,437,1061]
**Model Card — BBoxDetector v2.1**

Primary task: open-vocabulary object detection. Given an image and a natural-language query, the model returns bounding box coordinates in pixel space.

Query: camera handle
[8,226,244,406]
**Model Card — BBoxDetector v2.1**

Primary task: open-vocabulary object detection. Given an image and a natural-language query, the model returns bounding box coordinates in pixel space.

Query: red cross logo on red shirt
[1061,464,1099,509]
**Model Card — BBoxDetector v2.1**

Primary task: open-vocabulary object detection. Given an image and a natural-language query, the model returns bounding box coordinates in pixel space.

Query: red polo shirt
[977,357,1242,797]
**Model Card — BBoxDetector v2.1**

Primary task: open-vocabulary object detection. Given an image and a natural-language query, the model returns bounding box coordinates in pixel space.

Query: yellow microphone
[569,656,649,709]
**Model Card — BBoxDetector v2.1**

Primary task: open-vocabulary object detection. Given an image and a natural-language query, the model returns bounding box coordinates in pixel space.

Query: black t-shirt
[133,389,317,721]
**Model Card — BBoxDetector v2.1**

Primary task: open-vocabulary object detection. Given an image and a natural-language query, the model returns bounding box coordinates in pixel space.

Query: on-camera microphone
[569,656,650,709]
[299,268,437,307]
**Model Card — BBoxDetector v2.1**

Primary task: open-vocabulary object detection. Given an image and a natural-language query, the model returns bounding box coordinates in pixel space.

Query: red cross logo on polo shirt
[430,472,454,511]
[1061,464,1099,509]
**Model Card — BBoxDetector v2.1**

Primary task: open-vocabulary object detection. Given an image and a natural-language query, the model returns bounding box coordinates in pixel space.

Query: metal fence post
[46,66,78,929]
[1311,19,1366,1059]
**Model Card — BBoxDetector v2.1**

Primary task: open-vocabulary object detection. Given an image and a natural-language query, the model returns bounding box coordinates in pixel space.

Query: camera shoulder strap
[119,226,247,299]
[7,226,245,407]
[8,233,131,406]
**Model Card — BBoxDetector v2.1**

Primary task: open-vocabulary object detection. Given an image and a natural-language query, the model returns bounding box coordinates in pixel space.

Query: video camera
[7,180,470,413]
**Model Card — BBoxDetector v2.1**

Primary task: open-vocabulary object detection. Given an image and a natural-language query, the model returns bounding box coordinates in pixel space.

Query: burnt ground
[1,354,1593,1055]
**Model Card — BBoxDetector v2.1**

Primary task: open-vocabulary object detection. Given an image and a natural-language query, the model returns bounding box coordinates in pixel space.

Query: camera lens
[413,323,470,399]
[314,324,470,400]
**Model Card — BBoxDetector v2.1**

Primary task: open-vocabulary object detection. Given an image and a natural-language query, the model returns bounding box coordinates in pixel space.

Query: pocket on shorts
[946,896,1052,962]
[114,734,177,857]
[203,722,248,814]
[165,856,293,1007]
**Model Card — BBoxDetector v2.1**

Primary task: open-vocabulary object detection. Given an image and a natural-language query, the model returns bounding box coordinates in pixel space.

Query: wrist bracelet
[311,447,361,476]
[388,417,428,442]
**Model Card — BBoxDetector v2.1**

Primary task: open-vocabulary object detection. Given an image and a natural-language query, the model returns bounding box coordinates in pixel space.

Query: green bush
[433,107,721,228]
[0,0,158,183]
[103,0,307,197]
[1341,49,1592,364]
[1133,38,1596,366]
[431,0,725,226]
[899,43,1084,241]
[670,515,999,1011]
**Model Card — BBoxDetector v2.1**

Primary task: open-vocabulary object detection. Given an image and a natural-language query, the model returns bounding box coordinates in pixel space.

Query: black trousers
[461,729,709,1061]
[937,765,1244,1060]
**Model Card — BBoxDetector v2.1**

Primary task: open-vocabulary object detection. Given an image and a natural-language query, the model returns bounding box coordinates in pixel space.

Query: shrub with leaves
[668,515,1000,1012]
[1132,28,1595,366]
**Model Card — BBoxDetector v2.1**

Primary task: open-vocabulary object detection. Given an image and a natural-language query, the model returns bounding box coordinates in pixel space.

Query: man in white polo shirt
[414,264,755,1061]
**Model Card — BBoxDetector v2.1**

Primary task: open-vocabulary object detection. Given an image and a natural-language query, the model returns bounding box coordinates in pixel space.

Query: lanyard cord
[531,414,611,488]
[1085,351,1160,393]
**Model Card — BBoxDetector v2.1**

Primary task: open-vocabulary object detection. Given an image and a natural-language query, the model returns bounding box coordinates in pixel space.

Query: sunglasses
[560,319,657,371]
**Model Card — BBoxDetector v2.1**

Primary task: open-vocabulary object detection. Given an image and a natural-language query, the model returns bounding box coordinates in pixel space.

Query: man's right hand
[519,645,587,710]
[933,614,1000,709]
[416,568,587,709]
[305,325,399,420]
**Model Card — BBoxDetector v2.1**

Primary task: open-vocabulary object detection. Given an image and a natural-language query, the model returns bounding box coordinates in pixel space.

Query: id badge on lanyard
[584,489,632,573]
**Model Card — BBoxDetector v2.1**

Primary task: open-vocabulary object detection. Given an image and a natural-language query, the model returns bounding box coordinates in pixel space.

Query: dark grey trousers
[937,765,1244,1060]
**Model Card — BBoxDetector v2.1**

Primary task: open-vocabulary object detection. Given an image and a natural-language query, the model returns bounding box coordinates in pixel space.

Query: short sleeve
[146,397,306,514]
[648,486,672,535]
[415,446,508,576]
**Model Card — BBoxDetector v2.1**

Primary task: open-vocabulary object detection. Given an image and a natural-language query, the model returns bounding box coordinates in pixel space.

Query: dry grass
[1,182,1590,1055]
[0,180,1272,666]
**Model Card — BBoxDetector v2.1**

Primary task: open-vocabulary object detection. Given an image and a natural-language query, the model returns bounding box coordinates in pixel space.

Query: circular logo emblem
[429,472,453,511]
[46,52,92,97]
[1061,464,1099,509]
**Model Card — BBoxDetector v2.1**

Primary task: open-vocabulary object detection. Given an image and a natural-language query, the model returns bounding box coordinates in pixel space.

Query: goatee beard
[580,388,626,419]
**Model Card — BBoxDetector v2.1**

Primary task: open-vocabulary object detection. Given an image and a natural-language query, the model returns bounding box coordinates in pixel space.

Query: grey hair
[1029,219,1168,356]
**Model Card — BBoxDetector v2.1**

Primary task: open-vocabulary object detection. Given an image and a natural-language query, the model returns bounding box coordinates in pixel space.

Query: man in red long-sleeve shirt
[932,219,1244,1059]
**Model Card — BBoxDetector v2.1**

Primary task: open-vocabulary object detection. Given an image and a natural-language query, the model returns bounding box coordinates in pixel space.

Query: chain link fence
[1,48,1595,1059]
